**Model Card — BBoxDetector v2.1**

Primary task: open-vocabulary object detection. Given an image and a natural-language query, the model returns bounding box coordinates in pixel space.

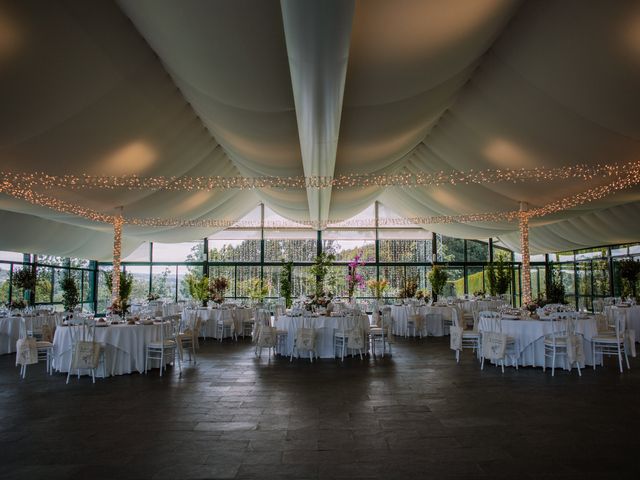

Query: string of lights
[1,159,637,191]
[2,160,640,230]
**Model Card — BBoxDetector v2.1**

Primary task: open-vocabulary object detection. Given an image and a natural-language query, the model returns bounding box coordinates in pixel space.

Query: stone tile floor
[1,336,639,479]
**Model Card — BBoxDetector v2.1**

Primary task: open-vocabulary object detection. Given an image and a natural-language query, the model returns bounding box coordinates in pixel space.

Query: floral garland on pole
[346,251,366,301]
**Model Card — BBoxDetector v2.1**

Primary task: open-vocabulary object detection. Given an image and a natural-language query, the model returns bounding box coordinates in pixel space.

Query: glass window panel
[530,254,546,262]
[37,255,67,267]
[437,235,465,262]
[292,266,314,298]
[466,266,485,295]
[82,270,93,304]
[35,266,53,303]
[124,265,150,303]
[550,251,574,262]
[322,231,375,262]
[52,267,68,303]
[209,238,260,262]
[153,241,204,262]
[378,239,430,263]
[531,266,546,300]
[264,231,317,262]
[69,257,90,268]
[151,265,176,301]
[263,266,281,298]
[559,264,576,298]
[610,245,628,257]
[123,242,150,262]
[592,260,610,296]
[379,266,404,298]
[467,240,488,262]
[0,251,26,262]
[0,263,11,304]
[236,266,261,298]
[575,248,606,260]
[177,265,194,301]
[443,268,464,297]
[492,246,513,262]
[629,245,640,255]
[208,265,235,298]
[97,266,112,313]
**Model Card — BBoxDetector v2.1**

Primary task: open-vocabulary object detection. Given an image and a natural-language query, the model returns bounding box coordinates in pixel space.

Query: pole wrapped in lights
[519,202,532,305]
[111,208,123,305]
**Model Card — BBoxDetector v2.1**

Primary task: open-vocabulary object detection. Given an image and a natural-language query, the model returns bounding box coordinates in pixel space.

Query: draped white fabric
[1,0,639,258]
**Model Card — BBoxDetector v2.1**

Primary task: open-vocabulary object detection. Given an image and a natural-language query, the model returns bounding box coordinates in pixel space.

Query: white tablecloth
[275,314,369,358]
[182,307,253,339]
[604,306,640,341]
[390,305,457,337]
[52,323,165,376]
[0,314,58,355]
[480,317,598,367]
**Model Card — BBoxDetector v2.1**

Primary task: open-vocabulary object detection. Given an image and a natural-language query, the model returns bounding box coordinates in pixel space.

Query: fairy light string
[0,159,637,191]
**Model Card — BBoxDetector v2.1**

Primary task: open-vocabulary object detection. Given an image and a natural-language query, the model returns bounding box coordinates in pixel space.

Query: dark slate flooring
[1,336,639,480]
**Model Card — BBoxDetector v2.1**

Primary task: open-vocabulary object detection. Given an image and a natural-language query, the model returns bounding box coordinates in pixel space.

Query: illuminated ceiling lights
[0,160,637,191]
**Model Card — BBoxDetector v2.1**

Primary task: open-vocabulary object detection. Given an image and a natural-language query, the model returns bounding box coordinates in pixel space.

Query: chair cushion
[35,341,53,348]
[592,335,622,343]
[544,337,567,345]
[148,340,176,348]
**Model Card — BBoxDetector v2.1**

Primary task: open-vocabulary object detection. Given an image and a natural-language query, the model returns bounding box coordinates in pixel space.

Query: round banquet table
[52,322,165,376]
[182,307,253,339]
[390,305,458,337]
[0,314,58,355]
[479,316,598,368]
[275,314,370,358]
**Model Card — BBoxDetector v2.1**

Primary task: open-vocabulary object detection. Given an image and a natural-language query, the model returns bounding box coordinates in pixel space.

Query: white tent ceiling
[0,0,639,260]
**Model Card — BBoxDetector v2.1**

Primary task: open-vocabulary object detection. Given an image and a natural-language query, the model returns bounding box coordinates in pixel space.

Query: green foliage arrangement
[428,266,449,301]
[280,260,293,308]
[487,256,512,296]
[399,275,418,299]
[59,274,79,312]
[248,278,269,302]
[104,270,134,314]
[618,258,640,299]
[310,252,335,298]
[546,270,566,304]
[186,274,210,305]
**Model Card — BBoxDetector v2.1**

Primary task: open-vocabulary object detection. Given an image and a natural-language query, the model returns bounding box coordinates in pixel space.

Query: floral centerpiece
[346,251,366,301]
[367,279,388,299]
[524,301,539,318]
[416,289,430,303]
[7,299,26,310]
[147,292,160,301]
[306,291,333,310]
[210,276,229,304]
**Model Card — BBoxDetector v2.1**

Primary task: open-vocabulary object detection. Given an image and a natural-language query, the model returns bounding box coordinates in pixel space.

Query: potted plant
[618,258,640,299]
[60,273,79,312]
[210,276,229,304]
[280,260,293,308]
[104,270,134,315]
[428,266,449,302]
[12,267,36,306]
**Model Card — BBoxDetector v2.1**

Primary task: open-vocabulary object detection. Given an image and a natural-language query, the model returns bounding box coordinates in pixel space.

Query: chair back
[478,311,502,333]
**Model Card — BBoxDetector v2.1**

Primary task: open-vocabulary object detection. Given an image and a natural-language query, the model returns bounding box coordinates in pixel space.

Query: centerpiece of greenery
[428,265,449,302]
[367,279,388,299]
[279,260,293,308]
[104,270,134,315]
[618,258,640,299]
[248,278,270,303]
[186,274,210,306]
[546,270,566,304]
[210,276,229,304]
[60,274,79,312]
[487,256,511,296]
[310,252,335,298]
[12,267,36,306]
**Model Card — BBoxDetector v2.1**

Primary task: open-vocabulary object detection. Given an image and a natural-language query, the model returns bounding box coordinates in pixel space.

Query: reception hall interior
[1,0,640,478]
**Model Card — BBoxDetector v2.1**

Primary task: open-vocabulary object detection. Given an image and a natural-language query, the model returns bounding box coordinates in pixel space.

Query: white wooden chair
[592,310,630,373]
[145,318,181,377]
